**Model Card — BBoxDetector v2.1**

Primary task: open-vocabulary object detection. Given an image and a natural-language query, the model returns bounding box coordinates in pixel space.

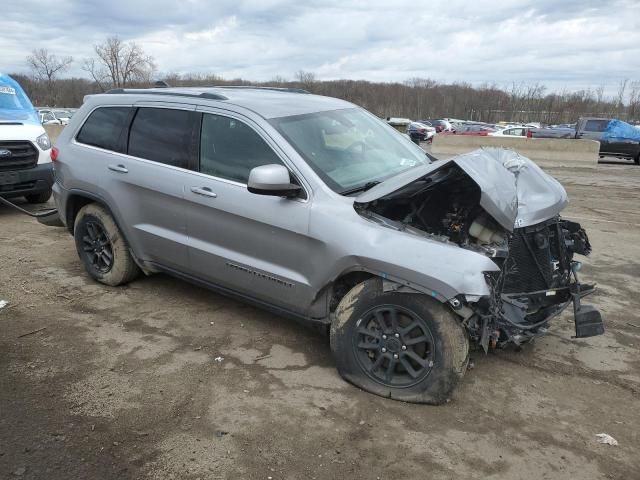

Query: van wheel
[25,189,52,204]
[74,203,140,286]
[330,278,469,404]
[635,153,639,165]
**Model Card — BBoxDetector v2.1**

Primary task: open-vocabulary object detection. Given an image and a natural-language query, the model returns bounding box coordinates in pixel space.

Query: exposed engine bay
[355,163,507,252]
[354,158,604,350]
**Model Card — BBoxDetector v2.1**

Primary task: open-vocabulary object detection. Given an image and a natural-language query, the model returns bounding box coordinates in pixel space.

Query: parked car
[529,127,575,139]
[489,126,532,138]
[38,108,73,125]
[443,124,497,136]
[406,121,436,144]
[44,86,603,404]
[0,74,54,204]
[576,117,640,164]
[420,119,453,133]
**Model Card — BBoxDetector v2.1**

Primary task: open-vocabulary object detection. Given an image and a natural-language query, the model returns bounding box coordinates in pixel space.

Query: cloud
[1,0,638,95]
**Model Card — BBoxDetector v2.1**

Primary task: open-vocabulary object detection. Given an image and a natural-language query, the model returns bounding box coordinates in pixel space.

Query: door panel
[99,103,197,271]
[185,174,317,313]
[185,110,319,314]
[101,158,191,270]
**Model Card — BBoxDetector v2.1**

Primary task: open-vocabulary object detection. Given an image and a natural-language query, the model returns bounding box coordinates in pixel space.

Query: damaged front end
[467,217,603,350]
[354,148,604,350]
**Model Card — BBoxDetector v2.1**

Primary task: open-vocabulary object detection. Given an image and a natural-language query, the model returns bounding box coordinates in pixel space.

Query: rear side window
[128,107,194,168]
[76,107,132,152]
[199,113,282,183]
[584,119,610,132]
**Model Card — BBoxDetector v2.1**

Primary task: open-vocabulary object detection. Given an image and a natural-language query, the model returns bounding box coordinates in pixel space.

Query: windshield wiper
[340,181,381,196]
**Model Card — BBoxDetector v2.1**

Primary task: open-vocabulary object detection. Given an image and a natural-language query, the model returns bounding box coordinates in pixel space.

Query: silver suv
[49,87,603,404]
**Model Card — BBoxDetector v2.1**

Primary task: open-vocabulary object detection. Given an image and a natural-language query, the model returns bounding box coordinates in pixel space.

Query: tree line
[12,38,640,125]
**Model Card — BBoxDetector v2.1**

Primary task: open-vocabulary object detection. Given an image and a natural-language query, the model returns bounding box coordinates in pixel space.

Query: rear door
[98,103,197,271]
[184,109,316,314]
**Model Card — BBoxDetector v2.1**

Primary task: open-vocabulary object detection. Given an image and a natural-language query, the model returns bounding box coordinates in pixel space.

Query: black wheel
[635,153,639,165]
[331,278,469,404]
[74,203,140,286]
[24,189,52,204]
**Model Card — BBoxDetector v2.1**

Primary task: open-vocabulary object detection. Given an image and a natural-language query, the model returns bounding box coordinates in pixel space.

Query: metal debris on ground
[595,433,618,446]
[214,356,224,362]
[0,300,8,310]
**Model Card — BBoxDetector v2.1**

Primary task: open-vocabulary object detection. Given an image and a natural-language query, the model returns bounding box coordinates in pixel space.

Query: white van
[0,73,53,203]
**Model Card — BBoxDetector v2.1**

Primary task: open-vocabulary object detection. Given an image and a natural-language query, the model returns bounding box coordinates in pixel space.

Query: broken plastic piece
[595,433,618,446]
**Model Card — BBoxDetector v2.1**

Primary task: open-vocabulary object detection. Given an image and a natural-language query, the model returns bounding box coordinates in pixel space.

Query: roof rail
[211,85,310,94]
[104,89,228,101]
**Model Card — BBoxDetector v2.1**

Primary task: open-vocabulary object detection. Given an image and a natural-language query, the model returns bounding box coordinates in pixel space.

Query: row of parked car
[391,116,640,164]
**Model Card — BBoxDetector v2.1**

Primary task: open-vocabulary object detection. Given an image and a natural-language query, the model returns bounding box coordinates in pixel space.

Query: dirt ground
[1,159,639,480]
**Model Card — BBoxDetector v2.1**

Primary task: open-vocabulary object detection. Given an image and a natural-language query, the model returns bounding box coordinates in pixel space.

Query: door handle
[190,186,217,198]
[108,164,128,173]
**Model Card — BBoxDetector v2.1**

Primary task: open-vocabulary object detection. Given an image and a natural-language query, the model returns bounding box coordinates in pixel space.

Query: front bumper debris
[467,217,604,350]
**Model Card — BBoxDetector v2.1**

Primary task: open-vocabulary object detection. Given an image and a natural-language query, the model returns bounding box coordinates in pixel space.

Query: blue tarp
[602,119,640,142]
[0,73,40,125]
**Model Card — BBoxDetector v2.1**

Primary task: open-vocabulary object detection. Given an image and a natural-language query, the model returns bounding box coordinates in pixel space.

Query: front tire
[74,203,140,286]
[330,278,469,404]
[25,189,52,204]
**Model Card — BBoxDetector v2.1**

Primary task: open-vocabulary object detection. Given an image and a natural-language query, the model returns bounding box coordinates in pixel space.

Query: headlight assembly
[36,133,51,151]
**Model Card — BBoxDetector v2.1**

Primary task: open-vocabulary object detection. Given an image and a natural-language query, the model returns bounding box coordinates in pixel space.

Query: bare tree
[82,36,155,91]
[26,48,73,105]
[616,78,629,115]
[295,70,316,89]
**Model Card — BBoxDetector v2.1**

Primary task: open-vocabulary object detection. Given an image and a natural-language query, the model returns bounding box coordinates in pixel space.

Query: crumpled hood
[355,147,568,231]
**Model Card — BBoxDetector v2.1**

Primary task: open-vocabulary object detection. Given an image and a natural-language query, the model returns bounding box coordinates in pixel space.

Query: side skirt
[147,261,330,334]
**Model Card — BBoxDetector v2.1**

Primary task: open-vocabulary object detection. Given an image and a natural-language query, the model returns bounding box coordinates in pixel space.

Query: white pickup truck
[0,73,53,204]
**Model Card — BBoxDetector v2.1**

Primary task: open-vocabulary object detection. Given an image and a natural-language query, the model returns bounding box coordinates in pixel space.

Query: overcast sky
[2,0,639,96]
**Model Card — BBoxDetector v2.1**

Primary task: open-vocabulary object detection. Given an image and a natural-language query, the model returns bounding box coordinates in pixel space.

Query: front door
[184,111,318,314]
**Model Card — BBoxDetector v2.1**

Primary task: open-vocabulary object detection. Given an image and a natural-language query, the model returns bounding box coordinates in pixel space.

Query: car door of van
[98,103,197,272]
[184,109,317,315]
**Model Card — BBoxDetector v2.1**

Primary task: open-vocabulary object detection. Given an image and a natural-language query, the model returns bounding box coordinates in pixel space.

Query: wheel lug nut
[382,335,387,340]
[401,345,407,350]
[393,354,399,359]
[394,333,400,338]
[381,347,387,353]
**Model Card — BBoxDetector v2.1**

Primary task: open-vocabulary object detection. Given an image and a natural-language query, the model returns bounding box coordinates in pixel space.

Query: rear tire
[635,153,639,165]
[25,189,52,204]
[74,203,140,286]
[330,278,469,404]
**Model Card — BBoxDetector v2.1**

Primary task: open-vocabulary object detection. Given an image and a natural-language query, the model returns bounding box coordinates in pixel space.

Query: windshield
[0,74,39,125]
[270,108,430,194]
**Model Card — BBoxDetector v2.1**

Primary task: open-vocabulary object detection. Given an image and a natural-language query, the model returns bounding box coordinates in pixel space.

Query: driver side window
[200,113,283,184]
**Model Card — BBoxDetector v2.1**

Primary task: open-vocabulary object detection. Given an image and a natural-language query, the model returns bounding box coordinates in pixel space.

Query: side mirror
[247,164,302,198]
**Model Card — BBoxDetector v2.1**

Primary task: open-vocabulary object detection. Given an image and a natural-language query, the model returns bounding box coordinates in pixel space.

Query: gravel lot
[1,160,639,479]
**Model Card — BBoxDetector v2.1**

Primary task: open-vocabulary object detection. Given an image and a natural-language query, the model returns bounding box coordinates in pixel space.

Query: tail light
[50,146,59,162]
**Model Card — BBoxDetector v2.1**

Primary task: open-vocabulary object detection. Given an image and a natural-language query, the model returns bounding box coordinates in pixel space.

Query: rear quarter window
[76,107,132,152]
